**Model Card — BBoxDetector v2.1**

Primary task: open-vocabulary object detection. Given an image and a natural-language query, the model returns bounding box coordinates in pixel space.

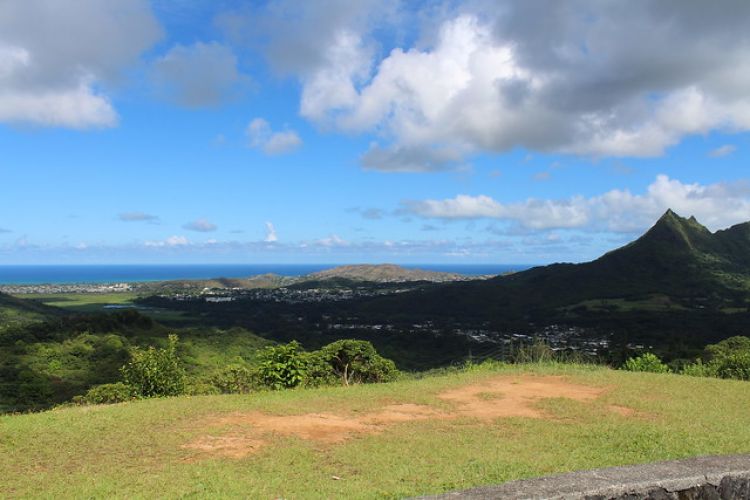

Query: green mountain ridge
[358,210,750,341]
[493,208,750,303]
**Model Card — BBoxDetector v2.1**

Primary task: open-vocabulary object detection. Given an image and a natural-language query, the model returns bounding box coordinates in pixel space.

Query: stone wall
[417,454,750,499]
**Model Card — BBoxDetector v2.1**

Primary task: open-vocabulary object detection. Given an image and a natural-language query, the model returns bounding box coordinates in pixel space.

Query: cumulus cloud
[183,219,217,232]
[256,1,750,169]
[118,211,159,222]
[144,235,189,247]
[406,175,750,232]
[264,222,278,242]
[152,42,246,107]
[0,0,161,128]
[709,144,737,158]
[246,118,302,155]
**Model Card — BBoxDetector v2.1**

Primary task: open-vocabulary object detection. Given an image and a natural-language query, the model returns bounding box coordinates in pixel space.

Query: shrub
[623,352,670,373]
[78,382,136,405]
[210,364,258,394]
[316,339,399,386]
[303,352,339,387]
[713,352,750,381]
[257,341,307,390]
[680,359,719,378]
[121,334,186,397]
[706,336,750,361]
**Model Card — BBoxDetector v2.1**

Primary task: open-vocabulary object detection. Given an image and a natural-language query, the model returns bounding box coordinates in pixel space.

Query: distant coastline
[0,264,529,285]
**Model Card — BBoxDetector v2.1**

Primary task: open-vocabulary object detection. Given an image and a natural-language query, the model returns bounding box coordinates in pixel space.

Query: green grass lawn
[2,363,750,498]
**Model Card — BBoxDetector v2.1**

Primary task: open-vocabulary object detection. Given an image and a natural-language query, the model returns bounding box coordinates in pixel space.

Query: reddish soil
[181,375,629,460]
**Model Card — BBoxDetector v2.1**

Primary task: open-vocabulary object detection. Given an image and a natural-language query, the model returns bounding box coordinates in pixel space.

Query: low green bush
[680,336,750,381]
[210,364,258,394]
[623,352,671,373]
[680,359,718,377]
[257,341,307,390]
[121,334,186,397]
[77,382,136,405]
[713,352,750,381]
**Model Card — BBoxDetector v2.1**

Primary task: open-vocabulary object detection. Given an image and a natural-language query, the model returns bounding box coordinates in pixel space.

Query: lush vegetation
[2,363,750,498]
[0,309,271,413]
[623,336,750,381]
[4,288,750,413]
[623,353,671,373]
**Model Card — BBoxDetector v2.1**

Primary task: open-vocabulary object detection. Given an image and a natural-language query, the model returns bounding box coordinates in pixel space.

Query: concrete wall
[417,454,750,499]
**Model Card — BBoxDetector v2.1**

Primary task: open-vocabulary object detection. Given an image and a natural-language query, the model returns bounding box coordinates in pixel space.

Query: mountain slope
[358,210,750,329]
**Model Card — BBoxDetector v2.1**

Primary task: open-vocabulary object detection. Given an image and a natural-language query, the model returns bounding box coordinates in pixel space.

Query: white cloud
[0,78,117,128]
[183,219,217,232]
[264,221,278,242]
[406,175,750,232]
[709,144,737,158]
[152,42,246,108]
[0,0,161,128]
[246,118,302,155]
[144,235,189,247]
[275,3,750,169]
[315,234,348,247]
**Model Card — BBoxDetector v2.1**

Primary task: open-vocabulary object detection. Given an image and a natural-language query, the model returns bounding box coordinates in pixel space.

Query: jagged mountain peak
[633,209,713,252]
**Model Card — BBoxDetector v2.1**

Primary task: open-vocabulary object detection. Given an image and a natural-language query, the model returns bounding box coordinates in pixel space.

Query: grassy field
[15,292,189,321]
[2,363,750,498]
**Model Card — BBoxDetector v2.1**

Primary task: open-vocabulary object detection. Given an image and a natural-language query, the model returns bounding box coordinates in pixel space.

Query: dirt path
[182,375,623,460]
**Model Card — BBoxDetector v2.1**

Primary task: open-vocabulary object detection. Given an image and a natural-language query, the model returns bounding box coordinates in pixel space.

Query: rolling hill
[307,264,470,282]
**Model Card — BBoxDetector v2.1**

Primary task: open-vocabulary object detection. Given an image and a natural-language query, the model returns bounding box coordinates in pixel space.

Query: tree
[316,340,398,386]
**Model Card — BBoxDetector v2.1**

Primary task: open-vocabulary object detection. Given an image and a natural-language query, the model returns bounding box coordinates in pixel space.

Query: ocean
[0,264,531,285]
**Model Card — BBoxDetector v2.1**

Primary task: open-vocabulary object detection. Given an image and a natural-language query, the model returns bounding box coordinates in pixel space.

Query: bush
[77,382,136,405]
[303,352,338,387]
[210,364,258,394]
[316,339,399,386]
[257,341,307,390]
[706,336,750,361]
[623,352,670,373]
[680,359,718,378]
[121,334,186,397]
[713,352,750,381]
[680,336,750,381]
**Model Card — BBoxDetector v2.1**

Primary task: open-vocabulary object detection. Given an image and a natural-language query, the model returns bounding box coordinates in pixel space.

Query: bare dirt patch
[182,375,626,460]
[438,375,605,419]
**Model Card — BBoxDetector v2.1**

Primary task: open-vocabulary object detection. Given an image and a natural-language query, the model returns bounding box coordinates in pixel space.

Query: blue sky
[1,0,749,264]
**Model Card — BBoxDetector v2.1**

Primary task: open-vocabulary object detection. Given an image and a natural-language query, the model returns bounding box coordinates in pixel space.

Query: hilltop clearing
[2,364,750,498]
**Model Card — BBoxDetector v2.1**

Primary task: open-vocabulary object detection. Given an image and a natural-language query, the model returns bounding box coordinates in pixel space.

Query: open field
[2,364,750,498]
[14,293,189,322]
